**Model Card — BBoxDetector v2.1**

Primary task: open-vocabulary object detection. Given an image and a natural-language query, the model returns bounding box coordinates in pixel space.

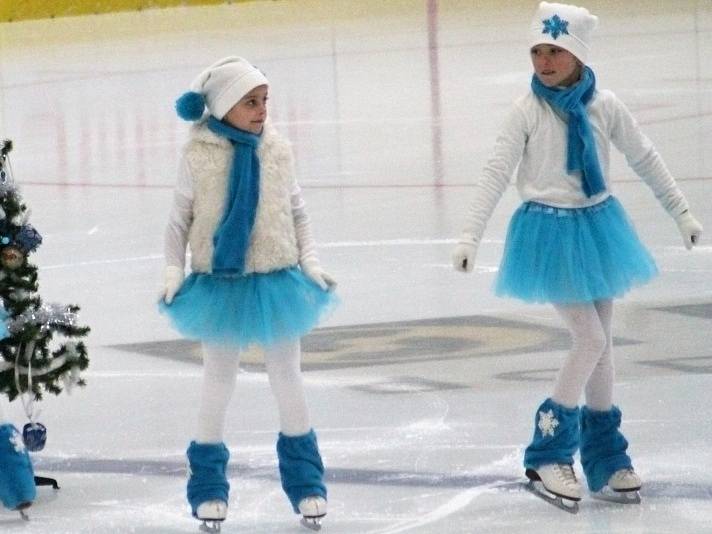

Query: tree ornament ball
[23,422,47,452]
[1,246,24,269]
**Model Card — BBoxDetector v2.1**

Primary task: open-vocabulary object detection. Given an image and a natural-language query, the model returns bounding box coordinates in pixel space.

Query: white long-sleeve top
[164,121,319,273]
[461,89,689,241]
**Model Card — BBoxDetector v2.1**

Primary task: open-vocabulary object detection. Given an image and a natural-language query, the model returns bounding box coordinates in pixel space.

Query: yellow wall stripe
[0,1,254,22]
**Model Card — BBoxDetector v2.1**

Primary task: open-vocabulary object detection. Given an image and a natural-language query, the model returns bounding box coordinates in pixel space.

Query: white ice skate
[298,496,327,531]
[525,464,582,514]
[591,468,642,504]
[197,500,227,533]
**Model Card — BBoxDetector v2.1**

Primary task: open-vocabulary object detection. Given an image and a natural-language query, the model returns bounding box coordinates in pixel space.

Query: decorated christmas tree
[0,139,89,443]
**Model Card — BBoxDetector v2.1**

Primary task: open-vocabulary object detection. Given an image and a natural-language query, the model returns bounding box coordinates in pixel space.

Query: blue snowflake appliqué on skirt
[159,266,337,349]
[495,196,657,304]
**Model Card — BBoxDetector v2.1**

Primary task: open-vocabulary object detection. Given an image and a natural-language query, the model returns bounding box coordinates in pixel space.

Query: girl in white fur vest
[160,56,336,532]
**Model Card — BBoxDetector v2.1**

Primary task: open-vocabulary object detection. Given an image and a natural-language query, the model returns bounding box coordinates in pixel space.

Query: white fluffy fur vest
[185,120,299,274]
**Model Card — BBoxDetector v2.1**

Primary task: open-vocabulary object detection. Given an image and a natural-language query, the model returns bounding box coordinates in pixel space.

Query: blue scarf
[531,66,605,197]
[207,116,261,274]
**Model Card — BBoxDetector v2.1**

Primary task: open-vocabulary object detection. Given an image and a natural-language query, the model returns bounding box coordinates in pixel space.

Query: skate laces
[611,468,636,483]
[554,464,578,487]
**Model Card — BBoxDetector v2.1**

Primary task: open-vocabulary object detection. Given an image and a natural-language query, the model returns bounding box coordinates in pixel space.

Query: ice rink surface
[0,0,711,532]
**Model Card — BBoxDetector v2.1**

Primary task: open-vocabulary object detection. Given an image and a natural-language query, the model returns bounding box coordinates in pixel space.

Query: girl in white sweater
[452,2,702,512]
[160,57,336,531]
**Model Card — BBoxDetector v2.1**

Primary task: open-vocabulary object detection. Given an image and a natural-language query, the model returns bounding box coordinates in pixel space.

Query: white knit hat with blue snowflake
[175,56,269,121]
[529,2,598,63]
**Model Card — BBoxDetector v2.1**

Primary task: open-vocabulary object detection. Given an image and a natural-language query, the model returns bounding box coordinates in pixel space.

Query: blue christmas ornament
[0,304,8,341]
[22,422,47,452]
[15,225,42,253]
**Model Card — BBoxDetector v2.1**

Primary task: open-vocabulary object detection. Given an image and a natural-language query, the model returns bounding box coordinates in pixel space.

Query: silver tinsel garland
[7,303,79,335]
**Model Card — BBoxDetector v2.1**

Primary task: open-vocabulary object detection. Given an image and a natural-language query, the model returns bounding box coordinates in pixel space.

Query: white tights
[196,339,311,444]
[551,299,614,411]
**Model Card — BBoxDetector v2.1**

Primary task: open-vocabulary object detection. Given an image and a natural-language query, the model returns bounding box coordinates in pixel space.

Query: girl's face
[223,85,269,134]
[531,44,582,87]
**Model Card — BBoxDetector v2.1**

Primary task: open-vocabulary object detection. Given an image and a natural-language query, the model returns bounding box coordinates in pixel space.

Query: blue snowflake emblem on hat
[542,14,569,40]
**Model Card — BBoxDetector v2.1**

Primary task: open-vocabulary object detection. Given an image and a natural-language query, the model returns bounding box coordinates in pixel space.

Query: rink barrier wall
[0,0,448,48]
[0,1,257,22]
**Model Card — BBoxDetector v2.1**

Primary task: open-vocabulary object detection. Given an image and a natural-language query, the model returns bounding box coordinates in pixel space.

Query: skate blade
[525,481,579,514]
[16,501,32,522]
[592,487,641,505]
[199,519,223,533]
[301,516,324,531]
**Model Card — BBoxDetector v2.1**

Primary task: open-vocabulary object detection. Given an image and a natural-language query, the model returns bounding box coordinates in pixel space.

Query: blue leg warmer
[276,429,326,513]
[523,398,580,470]
[0,424,36,511]
[186,441,230,517]
[580,405,633,492]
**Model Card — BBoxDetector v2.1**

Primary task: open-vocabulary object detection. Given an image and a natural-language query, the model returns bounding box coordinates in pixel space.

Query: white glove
[161,265,185,304]
[451,234,479,273]
[300,259,337,291]
[675,211,703,250]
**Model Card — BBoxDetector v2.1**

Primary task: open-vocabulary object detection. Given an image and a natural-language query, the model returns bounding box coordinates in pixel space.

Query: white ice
[0,0,711,532]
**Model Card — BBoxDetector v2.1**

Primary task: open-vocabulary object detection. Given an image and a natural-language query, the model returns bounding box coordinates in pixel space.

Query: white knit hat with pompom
[175,56,268,121]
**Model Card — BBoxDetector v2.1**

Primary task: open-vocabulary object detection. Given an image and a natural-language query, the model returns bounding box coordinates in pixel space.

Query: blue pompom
[175,91,205,121]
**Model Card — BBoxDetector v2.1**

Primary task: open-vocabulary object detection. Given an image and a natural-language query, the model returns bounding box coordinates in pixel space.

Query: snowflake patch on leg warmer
[524,398,580,470]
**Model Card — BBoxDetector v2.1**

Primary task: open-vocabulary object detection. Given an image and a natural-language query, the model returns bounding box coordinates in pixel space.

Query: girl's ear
[574,61,584,80]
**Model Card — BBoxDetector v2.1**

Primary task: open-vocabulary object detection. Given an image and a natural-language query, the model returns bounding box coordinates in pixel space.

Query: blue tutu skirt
[495,196,658,304]
[159,266,337,349]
